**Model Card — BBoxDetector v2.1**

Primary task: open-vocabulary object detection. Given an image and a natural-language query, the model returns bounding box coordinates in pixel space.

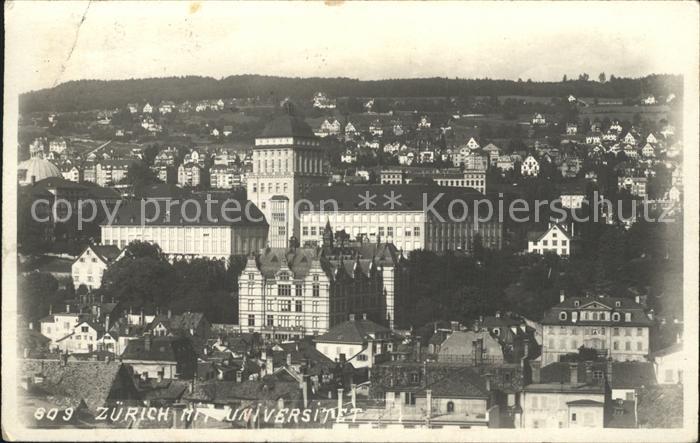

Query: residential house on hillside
[521,155,540,177]
[72,244,123,291]
[315,314,395,369]
[121,335,197,380]
[651,342,684,385]
[540,293,652,365]
[527,223,572,256]
[531,113,546,126]
[361,362,493,428]
[518,362,606,428]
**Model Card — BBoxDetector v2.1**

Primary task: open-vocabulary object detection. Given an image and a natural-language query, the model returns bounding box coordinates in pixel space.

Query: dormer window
[612,313,620,321]
[573,301,580,307]
[559,312,567,321]
[615,301,621,307]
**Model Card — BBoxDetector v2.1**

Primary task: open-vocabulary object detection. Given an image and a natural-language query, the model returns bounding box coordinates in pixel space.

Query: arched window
[612,313,620,322]
[559,312,567,321]
[447,401,455,413]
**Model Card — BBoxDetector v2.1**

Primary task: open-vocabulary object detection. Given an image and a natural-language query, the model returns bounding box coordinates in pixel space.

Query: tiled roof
[20,359,135,413]
[651,342,682,358]
[316,318,390,344]
[91,244,122,263]
[541,295,652,326]
[419,367,489,399]
[183,377,300,404]
[611,361,657,389]
[121,336,196,363]
[100,198,267,227]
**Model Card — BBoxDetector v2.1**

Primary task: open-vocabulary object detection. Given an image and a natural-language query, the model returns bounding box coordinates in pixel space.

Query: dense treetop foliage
[20,74,682,113]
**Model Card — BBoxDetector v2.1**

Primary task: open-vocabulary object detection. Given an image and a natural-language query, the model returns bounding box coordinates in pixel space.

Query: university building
[540,293,653,365]
[99,198,268,260]
[298,185,503,255]
[238,229,407,337]
[246,109,329,248]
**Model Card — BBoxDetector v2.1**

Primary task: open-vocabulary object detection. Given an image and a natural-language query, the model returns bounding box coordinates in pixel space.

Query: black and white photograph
[3,1,698,441]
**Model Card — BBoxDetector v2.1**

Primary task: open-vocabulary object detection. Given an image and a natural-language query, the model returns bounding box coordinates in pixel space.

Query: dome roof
[260,115,315,139]
[18,157,61,186]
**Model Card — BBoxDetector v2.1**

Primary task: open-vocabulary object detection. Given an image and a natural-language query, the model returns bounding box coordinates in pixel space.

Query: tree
[598,72,607,83]
[562,75,568,82]
[19,273,62,322]
[122,240,167,261]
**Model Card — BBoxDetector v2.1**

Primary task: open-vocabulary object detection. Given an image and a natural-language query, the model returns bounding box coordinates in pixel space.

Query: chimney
[426,389,432,418]
[139,309,144,326]
[301,375,310,408]
[485,377,491,392]
[362,313,367,320]
[350,384,357,409]
[570,363,578,384]
[349,313,355,321]
[49,305,53,315]
[236,371,243,383]
[560,290,566,303]
[66,304,71,313]
[415,338,422,362]
[267,358,274,375]
[337,388,344,420]
[168,309,172,319]
[523,338,530,360]
[97,305,101,319]
[144,334,152,352]
[104,314,110,332]
[530,360,541,383]
[286,353,292,367]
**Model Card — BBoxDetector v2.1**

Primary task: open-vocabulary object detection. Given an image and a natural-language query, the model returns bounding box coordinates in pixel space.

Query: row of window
[540,239,567,246]
[548,326,644,336]
[247,314,320,328]
[556,311,635,322]
[248,299,320,313]
[547,338,646,352]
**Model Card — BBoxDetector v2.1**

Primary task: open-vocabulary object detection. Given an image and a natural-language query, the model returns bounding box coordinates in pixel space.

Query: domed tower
[17,158,61,186]
[248,106,328,248]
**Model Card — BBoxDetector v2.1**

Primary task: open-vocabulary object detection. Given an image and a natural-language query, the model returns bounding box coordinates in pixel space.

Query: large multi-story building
[298,185,502,255]
[100,198,268,260]
[178,163,207,187]
[540,293,653,365]
[246,110,328,248]
[210,165,243,189]
[238,232,406,337]
[96,160,137,187]
[379,167,487,194]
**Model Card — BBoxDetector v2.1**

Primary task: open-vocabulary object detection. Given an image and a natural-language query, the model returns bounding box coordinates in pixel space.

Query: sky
[4,1,697,93]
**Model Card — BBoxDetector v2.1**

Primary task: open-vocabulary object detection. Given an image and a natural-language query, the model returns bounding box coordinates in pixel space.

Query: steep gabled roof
[316,317,390,344]
[418,367,489,399]
[21,359,135,413]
